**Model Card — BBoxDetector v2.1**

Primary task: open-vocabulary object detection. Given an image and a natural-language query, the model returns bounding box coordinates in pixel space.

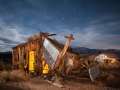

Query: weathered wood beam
[53,34,75,75]
[61,34,74,57]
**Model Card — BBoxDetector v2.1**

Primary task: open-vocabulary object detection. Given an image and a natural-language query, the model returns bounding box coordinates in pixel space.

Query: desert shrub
[0,61,5,71]
[0,70,31,85]
[8,70,31,82]
[0,70,9,84]
[5,63,12,70]
[0,61,12,71]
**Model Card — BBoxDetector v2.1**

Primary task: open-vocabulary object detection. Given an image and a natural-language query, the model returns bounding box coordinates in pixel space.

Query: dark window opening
[24,52,26,60]
[88,60,90,64]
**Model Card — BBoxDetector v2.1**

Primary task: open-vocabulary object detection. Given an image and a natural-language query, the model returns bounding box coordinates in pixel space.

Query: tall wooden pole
[60,34,74,58]
[54,34,74,72]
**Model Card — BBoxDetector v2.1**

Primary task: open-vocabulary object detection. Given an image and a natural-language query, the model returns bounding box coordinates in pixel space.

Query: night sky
[0,0,120,52]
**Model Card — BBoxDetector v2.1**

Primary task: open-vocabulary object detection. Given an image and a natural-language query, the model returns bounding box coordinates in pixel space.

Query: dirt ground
[0,69,120,90]
[0,77,120,90]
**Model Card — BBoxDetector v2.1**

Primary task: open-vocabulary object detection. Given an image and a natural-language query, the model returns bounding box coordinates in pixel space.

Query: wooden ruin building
[12,32,100,81]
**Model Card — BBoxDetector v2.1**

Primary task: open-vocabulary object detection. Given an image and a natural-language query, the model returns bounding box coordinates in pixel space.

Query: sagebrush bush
[5,63,12,70]
[0,70,31,84]
[8,70,31,82]
[0,61,12,71]
[0,61,5,71]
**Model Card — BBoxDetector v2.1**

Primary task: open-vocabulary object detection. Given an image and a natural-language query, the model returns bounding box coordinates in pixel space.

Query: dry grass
[0,61,31,84]
[0,61,12,71]
[0,70,31,85]
[8,70,31,82]
[0,70,9,84]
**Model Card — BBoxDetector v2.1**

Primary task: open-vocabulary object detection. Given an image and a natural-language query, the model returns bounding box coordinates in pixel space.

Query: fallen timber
[12,32,100,84]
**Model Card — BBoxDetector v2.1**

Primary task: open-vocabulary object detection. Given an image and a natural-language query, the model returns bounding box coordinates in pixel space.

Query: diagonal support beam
[54,34,74,71]
[60,34,74,58]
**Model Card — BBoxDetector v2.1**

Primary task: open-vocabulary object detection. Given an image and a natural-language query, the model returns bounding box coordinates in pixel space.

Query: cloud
[29,14,120,50]
[72,15,120,49]
[0,2,120,52]
[48,14,120,50]
[0,16,32,51]
[0,44,5,47]
[0,36,20,44]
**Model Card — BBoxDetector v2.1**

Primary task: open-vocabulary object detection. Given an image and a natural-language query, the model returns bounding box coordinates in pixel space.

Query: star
[0,0,120,52]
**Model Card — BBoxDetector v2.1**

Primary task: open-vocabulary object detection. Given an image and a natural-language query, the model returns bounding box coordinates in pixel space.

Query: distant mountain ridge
[1,47,120,55]
[73,47,120,55]
[0,51,12,54]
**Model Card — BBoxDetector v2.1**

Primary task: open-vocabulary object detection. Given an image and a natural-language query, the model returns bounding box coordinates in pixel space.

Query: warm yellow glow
[42,60,49,74]
[29,51,35,72]
[110,60,115,63]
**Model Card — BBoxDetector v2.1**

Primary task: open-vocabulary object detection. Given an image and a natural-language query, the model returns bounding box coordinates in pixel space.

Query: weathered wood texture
[12,32,57,75]
[12,33,43,73]
[12,32,100,82]
[52,34,75,76]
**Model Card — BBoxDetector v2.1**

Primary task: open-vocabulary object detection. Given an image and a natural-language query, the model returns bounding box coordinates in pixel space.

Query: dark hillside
[0,51,12,64]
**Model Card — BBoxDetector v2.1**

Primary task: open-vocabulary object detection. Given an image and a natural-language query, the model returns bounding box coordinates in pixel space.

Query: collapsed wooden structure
[12,32,100,82]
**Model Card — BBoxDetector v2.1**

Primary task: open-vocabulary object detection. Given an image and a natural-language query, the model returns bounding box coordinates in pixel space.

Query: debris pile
[94,70,120,88]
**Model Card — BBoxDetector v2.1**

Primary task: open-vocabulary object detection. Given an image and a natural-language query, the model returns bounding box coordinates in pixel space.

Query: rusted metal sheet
[42,38,60,68]
[89,64,100,82]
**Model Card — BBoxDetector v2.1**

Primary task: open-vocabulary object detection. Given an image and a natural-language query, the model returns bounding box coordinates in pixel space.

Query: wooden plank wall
[12,32,79,76]
[12,33,44,74]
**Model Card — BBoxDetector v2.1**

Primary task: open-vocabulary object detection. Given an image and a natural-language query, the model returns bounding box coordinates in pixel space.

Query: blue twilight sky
[0,0,120,52]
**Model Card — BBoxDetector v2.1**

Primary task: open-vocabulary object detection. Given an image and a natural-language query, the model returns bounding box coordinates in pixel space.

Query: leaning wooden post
[53,34,74,75]
[60,34,74,58]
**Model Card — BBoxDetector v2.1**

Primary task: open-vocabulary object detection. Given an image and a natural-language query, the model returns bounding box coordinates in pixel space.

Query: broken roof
[12,32,78,55]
